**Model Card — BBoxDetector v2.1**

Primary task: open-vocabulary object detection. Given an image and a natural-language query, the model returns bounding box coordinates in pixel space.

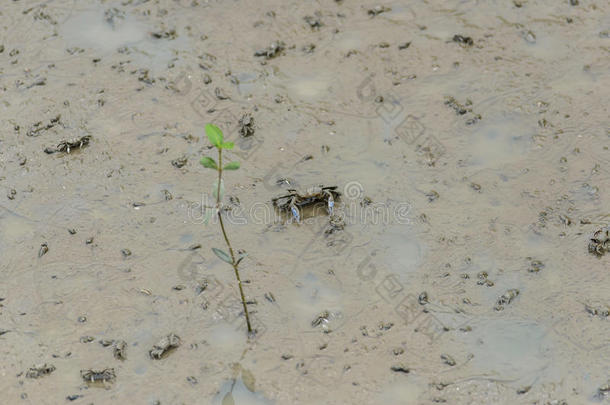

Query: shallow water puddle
[284,272,344,330]
[60,9,147,53]
[213,364,272,405]
[60,7,188,73]
[269,63,354,103]
[519,30,569,61]
[331,32,364,52]
[460,318,553,385]
[377,376,427,404]
[463,114,536,168]
[236,72,262,96]
[213,379,272,405]
[385,4,417,22]
[0,210,35,249]
[206,323,249,352]
[548,65,606,95]
[281,74,334,101]
[377,225,423,279]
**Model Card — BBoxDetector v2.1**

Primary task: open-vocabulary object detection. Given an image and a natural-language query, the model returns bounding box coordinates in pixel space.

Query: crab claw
[290,205,301,223]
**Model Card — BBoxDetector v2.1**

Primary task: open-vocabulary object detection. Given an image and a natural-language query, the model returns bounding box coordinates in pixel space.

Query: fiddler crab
[44,135,91,154]
[272,185,340,222]
[589,227,610,257]
[80,368,116,383]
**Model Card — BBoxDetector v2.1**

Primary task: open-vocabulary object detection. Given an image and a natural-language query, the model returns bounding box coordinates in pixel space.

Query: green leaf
[205,124,223,148]
[212,248,232,264]
[220,141,234,150]
[200,156,218,170]
[221,392,235,405]
[241,367,256,392]
[223,161,240,170]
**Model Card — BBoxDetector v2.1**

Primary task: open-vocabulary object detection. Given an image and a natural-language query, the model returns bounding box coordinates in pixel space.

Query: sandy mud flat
[0,0,609,404]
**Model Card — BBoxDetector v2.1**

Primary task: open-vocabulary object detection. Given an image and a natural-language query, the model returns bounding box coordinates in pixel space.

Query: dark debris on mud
[254,41,286,59]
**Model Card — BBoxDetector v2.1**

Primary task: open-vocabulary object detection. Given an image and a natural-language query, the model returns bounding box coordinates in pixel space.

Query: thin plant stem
[216,148,253,334]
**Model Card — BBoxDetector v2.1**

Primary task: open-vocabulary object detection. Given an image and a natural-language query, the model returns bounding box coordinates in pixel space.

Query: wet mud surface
[0,0,609,404]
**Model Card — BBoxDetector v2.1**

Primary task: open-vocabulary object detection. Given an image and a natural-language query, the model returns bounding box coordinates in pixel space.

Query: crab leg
[323,190,335,215]
[289,197,301,223]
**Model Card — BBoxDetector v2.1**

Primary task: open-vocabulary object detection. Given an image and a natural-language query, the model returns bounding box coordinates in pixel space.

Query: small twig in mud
[200,124,253,335]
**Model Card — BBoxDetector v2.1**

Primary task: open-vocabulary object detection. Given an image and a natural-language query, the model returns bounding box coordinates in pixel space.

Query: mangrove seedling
[200,124,252,335]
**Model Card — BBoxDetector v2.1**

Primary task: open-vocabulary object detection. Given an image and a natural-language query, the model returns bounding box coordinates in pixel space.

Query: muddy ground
[1,0,609,404]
